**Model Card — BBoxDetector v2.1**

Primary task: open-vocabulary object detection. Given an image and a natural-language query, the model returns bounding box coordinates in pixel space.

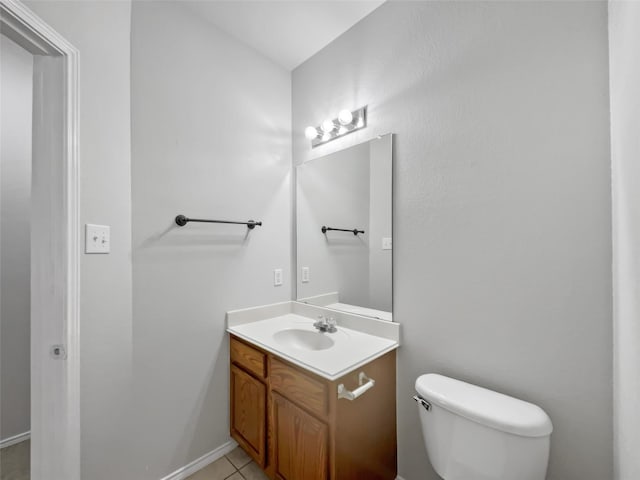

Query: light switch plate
[274,268,283,286]
[85,224,110,254]
[301,267,310,283]
[382,237,392,250]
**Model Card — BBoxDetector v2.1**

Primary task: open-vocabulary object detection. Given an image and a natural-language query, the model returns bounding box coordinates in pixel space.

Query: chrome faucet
[313,315,337,333]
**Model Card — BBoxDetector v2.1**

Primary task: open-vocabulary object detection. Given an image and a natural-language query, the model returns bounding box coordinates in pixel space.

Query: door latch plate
[50,344,67,359]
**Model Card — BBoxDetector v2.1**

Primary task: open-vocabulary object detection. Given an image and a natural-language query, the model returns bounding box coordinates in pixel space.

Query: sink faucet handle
[327,317,338,333]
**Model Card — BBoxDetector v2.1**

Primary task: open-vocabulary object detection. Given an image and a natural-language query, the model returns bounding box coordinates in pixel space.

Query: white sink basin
[227,311,399,380]
[273,329,335,351]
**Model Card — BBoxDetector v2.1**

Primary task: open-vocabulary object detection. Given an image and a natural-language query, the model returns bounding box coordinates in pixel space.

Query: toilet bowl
[414,374,552,480]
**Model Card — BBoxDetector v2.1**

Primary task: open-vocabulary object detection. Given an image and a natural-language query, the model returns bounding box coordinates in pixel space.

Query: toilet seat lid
[415,374,553,438]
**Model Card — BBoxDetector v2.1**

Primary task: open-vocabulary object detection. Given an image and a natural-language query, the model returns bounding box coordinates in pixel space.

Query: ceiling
[184,1,386,71]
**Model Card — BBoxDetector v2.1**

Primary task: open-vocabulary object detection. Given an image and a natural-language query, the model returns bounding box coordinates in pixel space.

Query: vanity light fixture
[305,126,319,140]
[338,109,353,125]
[321,119,336,133]
[304,106,367,148]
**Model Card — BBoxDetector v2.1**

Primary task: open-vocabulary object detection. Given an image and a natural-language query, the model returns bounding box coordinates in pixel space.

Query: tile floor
[0,439,30,480]
[185,446,268,480]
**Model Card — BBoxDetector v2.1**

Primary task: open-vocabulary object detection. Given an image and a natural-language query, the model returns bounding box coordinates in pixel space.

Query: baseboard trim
[396,476,406,480]
[0,431,30,449]
[159,439,238,480]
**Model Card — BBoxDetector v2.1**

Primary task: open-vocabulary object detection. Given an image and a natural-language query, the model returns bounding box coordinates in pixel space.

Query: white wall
[609,2,640,478]
[23,2,133,478]
[130,2,291,478]
[0,35,32,442]
[293,2,612,479]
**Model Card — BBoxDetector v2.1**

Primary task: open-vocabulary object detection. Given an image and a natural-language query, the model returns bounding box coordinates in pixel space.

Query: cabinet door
[272,392,328,480]
[230,365,266,466]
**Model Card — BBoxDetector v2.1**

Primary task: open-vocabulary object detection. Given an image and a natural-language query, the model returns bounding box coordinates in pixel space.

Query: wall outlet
[85,224,110,254]
[301,267,310,283]
[274,269,283,286]
[382,237,392,250]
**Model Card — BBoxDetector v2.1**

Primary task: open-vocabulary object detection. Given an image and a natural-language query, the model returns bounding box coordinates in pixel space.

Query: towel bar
[337,372,375,401]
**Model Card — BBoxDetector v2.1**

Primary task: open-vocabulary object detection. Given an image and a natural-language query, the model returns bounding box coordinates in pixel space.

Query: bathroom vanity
[227,133,398,479]
[227,301,399,480]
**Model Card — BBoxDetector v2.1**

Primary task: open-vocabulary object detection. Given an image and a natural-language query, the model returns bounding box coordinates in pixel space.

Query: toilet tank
[415,374,553,480]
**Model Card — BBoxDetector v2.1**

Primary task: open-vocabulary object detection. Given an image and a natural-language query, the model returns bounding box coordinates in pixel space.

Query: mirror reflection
[296,134,393,321]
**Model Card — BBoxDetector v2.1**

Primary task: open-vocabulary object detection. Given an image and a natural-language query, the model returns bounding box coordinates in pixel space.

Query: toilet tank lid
[415,374,553,438]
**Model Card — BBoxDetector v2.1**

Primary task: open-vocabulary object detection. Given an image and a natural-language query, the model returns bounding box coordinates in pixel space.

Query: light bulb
[338,109,353,125]
[304,126,319,140]
[321,119,335,133]
[356,116,364,128]
[338,126,348,135]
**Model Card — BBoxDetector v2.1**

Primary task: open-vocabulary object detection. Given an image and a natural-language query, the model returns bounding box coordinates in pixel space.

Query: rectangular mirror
[296,134,393,321]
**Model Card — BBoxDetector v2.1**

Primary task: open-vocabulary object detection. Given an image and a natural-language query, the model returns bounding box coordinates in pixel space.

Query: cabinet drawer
[270,358,328,418]
[231,336,266,379]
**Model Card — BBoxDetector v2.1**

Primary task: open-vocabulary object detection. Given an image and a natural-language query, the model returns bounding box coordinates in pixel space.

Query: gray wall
[130,2,291,478]
[293,2,612,479]
[24,2,133,478]
[0,35,32,442]
[297,142,371,306]
[609,2,640,478]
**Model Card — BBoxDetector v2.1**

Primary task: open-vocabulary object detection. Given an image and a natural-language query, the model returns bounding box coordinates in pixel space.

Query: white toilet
[414,374,553,480]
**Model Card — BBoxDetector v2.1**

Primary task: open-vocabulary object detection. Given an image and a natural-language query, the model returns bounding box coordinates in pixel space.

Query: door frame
[0,1,80,479]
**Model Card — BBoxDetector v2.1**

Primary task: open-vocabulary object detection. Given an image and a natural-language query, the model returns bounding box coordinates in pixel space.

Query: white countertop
[227,310,399,381]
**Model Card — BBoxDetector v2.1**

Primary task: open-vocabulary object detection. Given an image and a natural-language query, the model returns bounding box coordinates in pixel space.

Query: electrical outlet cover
[85,224,110,253]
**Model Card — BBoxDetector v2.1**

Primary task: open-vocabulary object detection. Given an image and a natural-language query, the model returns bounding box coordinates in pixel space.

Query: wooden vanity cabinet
[230,335,268,466]
[229,335,397,480]
[271,392,329,480]
[230,365,267,466]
